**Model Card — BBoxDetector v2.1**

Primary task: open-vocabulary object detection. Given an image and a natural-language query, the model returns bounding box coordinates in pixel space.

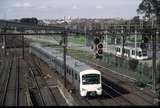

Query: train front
[80,69,102,97]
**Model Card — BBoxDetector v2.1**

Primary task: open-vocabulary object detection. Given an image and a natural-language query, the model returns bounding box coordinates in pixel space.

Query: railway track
[1,47,22,106]
[15,57,20,106]
[31,55,59,105]
[25,54,60,106]
[102,80,134,105]
[26,59,46,106]
[31,54,68,106]
[0,54,14,106]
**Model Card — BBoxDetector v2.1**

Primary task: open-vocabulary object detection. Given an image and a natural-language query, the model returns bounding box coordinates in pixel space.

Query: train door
[74,72,79,91]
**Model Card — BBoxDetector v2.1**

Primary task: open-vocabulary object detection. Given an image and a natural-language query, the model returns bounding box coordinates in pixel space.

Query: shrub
[129,59,139,70]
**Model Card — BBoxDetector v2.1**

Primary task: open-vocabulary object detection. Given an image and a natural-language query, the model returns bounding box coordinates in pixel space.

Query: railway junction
[0,20,160,106]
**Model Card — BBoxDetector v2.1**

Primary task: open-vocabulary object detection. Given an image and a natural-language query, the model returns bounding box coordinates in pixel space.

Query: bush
[129,59,139,70]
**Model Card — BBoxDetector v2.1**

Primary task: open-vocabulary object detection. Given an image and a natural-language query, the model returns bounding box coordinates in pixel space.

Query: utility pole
[135,30,137,59]
[3,22,7,57]
[22,35,24,59]
[63,29,67,88]
[84,24,87,46]
[121,26,125,58]
[4,33,6,56]
[21,29,25,59]
[152,29,157,91]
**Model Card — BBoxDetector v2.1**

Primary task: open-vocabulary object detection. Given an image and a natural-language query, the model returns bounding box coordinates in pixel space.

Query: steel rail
[15,57,20,106]
[31,55,59,105]
[28,63,46,106]
[1,56,14,105]
[102,81,134,105]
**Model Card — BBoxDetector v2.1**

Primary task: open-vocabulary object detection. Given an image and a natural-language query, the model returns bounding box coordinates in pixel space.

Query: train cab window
[132,50,135,55]
[136,51,139,56]
[139,51,142,57]
[82,74,100,85]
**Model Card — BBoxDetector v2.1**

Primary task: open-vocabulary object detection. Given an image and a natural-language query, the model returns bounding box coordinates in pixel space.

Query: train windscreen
[82,74,100,85]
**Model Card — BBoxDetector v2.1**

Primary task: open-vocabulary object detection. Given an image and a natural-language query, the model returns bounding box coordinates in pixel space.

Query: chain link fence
[101,52,160,88]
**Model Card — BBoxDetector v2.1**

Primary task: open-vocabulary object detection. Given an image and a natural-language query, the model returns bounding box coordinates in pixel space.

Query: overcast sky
[0,0,142,19]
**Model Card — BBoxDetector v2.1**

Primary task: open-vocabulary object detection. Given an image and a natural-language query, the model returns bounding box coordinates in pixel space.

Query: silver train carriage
[115,45,148,60]
[30,44,102,97]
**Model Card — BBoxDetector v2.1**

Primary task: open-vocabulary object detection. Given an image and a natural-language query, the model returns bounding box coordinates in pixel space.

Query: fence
[101,52,160,87]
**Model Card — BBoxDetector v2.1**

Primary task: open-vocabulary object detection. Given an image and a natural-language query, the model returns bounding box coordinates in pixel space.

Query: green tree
[137,0,160,19]
[137,0,160,42]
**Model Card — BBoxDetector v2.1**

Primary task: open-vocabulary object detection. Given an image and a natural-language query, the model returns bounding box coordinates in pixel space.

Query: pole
[4,35,6,56]
[135,30,137,59]
[85,25,87,47]
[63,30,67,88]
[4,22,8,57]
[22,35,24,59]
[121,26,124,58]
[152,29,157,91]
[106,34,108,53]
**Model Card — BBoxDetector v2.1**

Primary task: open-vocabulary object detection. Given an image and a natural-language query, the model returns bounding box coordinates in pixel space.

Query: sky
[0,0,142,19]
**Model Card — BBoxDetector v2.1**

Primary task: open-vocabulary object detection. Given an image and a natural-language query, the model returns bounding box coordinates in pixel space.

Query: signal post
[93,32,104,59]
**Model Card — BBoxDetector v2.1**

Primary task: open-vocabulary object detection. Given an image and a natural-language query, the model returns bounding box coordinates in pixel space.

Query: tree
[137,0,160,91]
[137,0,160,19]
[137,0,160,42]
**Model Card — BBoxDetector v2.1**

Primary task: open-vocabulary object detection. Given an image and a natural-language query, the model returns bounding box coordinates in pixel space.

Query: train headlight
[82,88,86,91]
[97,87,102,90]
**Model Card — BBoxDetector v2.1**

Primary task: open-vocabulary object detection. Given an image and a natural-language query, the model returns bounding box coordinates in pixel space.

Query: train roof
[31,44,96,74]
[114,45,142,50]
[46,47,93,73]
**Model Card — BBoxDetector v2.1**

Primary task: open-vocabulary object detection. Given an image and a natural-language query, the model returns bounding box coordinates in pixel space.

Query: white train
[30,44,102,97]
[115,45,148,60]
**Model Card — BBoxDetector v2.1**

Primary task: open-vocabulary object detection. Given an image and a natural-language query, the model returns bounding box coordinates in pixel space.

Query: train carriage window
[142,50,147,56]
[75,73,77,80]
[116,48,118,52]
[126,49,130,56]
[116,48,120,52]
[118,48,120,52]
